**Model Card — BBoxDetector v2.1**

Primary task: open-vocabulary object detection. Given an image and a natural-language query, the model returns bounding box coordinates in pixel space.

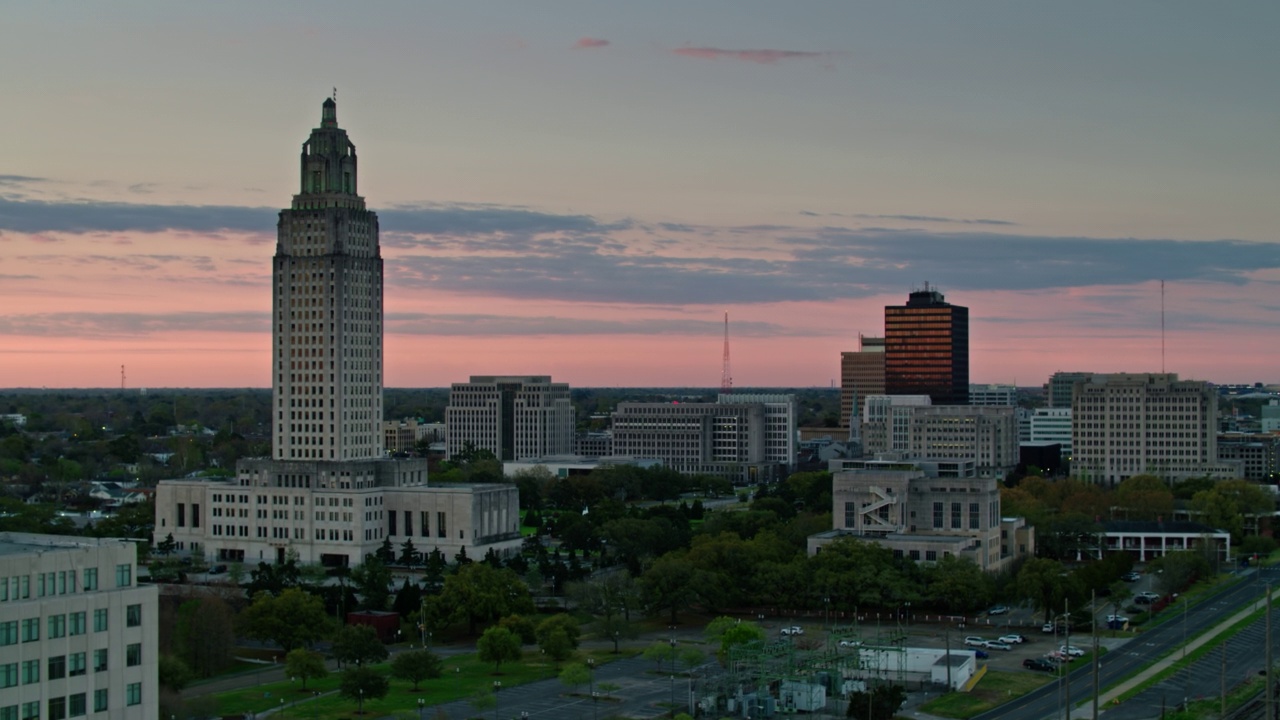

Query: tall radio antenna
[1161,280,1165,373]
[721,312,733,394]
[120,364,126,391]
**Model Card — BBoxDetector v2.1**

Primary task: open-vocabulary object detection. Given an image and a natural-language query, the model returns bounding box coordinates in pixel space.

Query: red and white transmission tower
[721,312,733,394]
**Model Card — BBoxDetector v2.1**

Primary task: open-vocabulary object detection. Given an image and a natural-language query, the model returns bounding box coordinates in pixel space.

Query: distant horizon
[3,4,1278,388]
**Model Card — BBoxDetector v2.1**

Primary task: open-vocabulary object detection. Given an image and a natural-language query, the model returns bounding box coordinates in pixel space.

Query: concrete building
[382,419,445,454]
[809,459,1030,572]
[861,397,1019,479]
[1261,400,1280,433]
[1027,407,1073,456]
[445,376,574,462]
[0,533,158,719]
[968,384,1016,407]
[573,432,613,457]
[1045,372,1094,408]
[1099,520,1230,563]
[1071,373,1235,485]
[839,335,885,429]
[884,286,969,405]
[610,394,797,483]
[156,100,520,567]
[1217,433,1279,481]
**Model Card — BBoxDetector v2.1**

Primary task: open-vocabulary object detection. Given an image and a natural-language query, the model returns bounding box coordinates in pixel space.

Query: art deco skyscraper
[274,97,384,461]
[884,285,969,405]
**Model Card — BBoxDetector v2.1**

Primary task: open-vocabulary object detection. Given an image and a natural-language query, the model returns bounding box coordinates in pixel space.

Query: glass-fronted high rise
[884,286,969,405]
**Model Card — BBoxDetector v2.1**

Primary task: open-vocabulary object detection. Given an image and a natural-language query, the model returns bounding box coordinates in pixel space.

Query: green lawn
[208,648,625,719]
[920,671,1054,719]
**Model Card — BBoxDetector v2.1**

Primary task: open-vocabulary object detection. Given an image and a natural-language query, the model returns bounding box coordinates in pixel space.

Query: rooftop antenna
[721,312,733,394]
[332,86,337,102]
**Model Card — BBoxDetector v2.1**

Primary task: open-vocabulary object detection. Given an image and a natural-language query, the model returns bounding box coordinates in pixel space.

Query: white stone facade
[445,376,574,462]
[0,534,157,719]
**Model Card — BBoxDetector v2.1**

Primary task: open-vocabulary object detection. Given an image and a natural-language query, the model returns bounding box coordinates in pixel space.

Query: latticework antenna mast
[721,312,733,394]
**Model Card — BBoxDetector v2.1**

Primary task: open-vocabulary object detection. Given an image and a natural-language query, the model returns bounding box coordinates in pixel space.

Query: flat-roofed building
[0,533,158,719]
[839,335,885,429]
[861,397,1018,478]
[445,376,574,462]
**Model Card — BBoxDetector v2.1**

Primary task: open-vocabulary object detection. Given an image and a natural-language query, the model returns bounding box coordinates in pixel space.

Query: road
[973,568,1279,720]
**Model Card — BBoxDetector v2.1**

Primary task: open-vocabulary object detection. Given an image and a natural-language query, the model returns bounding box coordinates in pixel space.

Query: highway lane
[973,568,1279,720]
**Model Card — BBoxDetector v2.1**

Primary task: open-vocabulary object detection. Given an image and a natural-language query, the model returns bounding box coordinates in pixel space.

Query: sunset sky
[2,2,1279,389]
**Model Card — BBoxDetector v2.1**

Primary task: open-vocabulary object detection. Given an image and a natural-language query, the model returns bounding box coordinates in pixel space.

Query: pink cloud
[673,47,829,64]
[574,37,610,49]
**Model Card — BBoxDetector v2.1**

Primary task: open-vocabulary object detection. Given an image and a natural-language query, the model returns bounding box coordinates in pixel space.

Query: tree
[244,558,302,598]
[847,683,907,720]
[536,614,580,664]
[498,614,537,645]
[352,556,393,611]
[375,537,396,564]
[390,649,443,691]
[1114,475,1175,521]
[392,577,423,620]
[435,564,535,635]
[285,648,328,690]
[239,588,331,653]
[640,551,697,624]
[156,533,177,556]
[158,654,192,691]
[332,625,389,668]
[705,616,764,665]
[1191,479,1275,542]
[477,626,522,673]
[399,538,419,567]
[176,595,236,677]
[924,555,993,613]
[559,662,591,694]
[339,666,390,711]
[1150,550,1211,596]
[1016,557,1083,623]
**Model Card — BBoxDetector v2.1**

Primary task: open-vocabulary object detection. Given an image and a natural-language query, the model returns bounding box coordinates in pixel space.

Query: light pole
[279,698,284,717]
[358,688,364,716]
[418,698,425,720]
[493,680,502,720]
[588,658,597,720]
[670,638,677,718]
[823,596,831,631]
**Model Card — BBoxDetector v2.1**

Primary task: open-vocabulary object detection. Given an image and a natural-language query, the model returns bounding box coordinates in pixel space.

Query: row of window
[0,606,139,645]
[0,567,129,603]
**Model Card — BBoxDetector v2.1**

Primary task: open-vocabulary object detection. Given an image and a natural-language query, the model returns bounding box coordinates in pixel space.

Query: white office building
[861,397,1018,478]
[445,376,574,462]
[1028,407,1073,456]
[0,534,158,719]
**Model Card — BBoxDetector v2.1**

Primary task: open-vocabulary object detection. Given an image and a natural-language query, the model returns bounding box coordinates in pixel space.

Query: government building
[156,99,521,567]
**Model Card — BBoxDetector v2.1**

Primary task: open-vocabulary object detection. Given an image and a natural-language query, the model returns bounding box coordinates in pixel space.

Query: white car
[964,636,987,647]
[985,641,1012,651]
[1106,614,1129,624]
[838,639,862,648]
[1060,645,1085,657]
[780,626,804,636]
[998,634,1026,644]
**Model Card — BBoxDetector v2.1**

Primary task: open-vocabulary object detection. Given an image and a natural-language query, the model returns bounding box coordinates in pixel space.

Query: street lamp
[279,698,285,717]
[418,698,425,720]
[358,688,364,716]
[588,658,597,720]
[493,680,502,720]
[669,638,677,718]
[823,596,831,630]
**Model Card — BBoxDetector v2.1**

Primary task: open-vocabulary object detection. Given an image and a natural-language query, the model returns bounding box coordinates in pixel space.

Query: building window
[126,643,141,667]
[68,693,85,718]
[0,621,16,646]
[48,655,66,680]
[82,568,97,591]
[93,690,108,713]
[68,611,86,636]
[115,564,132,587]
[48,613,66,638]
[969,502,980,530]
[48,697,66,720]
[126,604,141,627]
[0,662,16,688]
[177,503,186,527]
[68,653,85,678]
[93,649,107,672]
[21,702,38,720]
[0,707,12,720]
[20,659,38,684]
[93,608,107,632]
[437,512,447,538]
[932,502,943,529]
[21,618,38,642]
[925,550,937,562]
[844,501,857,528]
[951,502,962,530]
[126,682,142,706]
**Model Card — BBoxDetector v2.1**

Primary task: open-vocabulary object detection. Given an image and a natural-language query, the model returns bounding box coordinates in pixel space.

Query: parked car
[1122,571,1141,582]
[974,649,990,659]
[1060,645,1085,657]
[780,626,804,636]
[999,634,1027,644]
[1041,622,1056,634]
[987,605,1010,616]
[1023,658,1056,672]
[964,636,987,647]
[1106,614,1129,624]
[1134,595,1153,605]
[838,639,862,648]
[985,641,1013,651]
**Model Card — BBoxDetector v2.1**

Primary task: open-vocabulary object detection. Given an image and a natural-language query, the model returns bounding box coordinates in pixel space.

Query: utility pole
[1092,590,1099,720]
[1221,640,1227,720]
[1064,598,1071,720]
[945,630,952,691]
[1268,584,1274,720]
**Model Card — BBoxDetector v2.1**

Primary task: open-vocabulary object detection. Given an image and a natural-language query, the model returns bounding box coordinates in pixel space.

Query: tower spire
[721,312,733,394]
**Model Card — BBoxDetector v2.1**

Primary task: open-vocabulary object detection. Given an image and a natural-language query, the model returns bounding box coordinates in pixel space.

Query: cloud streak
[673,47,832,64]
[574,37,609,49]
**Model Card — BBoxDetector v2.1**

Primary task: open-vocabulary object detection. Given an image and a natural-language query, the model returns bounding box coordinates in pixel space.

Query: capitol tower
[274,97,384,462]
[156,100,521,568]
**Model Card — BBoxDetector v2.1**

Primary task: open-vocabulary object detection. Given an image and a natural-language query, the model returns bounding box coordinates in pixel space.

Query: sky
[2,1,1279,389]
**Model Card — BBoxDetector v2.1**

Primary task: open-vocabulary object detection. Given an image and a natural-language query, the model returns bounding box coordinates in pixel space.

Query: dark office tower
[884,285,969,405]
